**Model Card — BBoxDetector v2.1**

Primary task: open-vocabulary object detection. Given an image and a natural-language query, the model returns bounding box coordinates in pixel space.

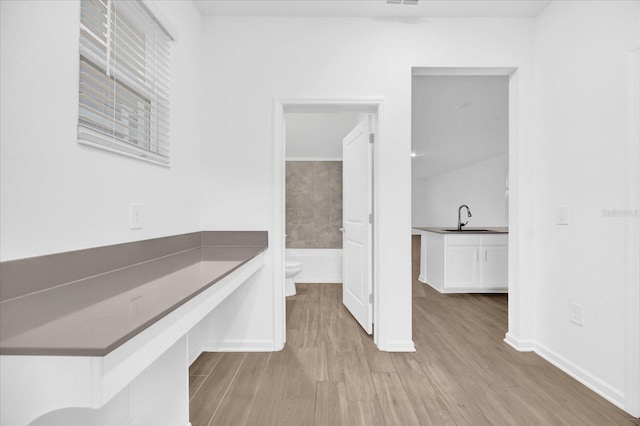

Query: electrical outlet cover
[569,302,583,326]
[130,203,144,230]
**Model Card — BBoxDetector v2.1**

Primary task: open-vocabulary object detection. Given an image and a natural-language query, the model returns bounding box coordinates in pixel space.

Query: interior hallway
[188,236,637,425]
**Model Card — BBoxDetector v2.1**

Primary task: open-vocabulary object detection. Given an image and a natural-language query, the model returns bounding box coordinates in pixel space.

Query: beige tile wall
[286,161,343,249]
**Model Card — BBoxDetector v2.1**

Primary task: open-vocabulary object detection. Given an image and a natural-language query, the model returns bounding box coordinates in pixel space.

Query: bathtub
[285,248,343,283]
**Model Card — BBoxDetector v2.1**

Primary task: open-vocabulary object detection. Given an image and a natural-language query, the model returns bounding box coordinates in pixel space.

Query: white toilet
[285,260,303,296]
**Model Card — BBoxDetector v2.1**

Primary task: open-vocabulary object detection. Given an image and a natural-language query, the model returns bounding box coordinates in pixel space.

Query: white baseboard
[503,332,536,351]
[534,341,625,411]
[377,340,416,352]
[503,334,627,412]
[202,340,277,352]
[418,274,426,283]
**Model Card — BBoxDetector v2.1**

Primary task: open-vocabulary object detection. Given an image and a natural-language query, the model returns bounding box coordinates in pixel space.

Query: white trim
[272,100,286,350]
[502,336,627,411]
[286,157,343,161]
[281,99,379,113]
[503,332,535,352]
[274,97,387,349]
[201,340,277,352]
[535,342,626,411]
[625,44,640,418]
[377,340,416,352]
[412,66,517,76]
[371,101,384,349]
[140,0,177,41]
[78,137,170,168]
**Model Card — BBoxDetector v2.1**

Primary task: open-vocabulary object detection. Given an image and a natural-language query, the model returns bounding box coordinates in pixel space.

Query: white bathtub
[285,249,343,283]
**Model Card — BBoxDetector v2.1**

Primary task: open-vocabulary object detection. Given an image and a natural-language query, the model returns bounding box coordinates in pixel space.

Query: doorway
[273,99,382,347]
[410,66,517,340]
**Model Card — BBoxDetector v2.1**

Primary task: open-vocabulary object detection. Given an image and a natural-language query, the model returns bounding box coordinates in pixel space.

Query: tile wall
[286,161,342,248]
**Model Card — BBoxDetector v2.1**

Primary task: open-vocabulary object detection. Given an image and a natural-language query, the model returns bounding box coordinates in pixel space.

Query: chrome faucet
[458,205,472,231]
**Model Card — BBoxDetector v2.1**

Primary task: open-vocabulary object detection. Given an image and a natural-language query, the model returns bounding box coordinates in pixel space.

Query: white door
[342,116,373,334]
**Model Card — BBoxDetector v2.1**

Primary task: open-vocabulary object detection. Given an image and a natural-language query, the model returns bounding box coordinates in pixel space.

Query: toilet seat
[285,261,302,269]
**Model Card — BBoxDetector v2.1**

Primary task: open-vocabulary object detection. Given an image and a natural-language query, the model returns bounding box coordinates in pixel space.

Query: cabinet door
[481,245,508,289]
[445,245,478,289]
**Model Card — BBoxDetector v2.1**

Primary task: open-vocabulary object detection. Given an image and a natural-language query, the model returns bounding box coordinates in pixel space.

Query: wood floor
[189,236,638,425]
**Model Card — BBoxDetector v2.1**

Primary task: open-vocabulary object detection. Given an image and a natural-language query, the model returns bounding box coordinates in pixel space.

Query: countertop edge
[0,232,268,357]
[413,226,508,234]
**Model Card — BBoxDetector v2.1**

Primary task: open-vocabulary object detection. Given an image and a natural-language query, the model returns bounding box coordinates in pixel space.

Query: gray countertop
[414,226,508,234]
[0,232,267,357]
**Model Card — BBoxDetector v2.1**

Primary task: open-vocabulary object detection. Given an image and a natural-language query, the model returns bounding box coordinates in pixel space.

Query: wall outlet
[557,205,569,225]
[569,302,583,326]
[130,203,144,230]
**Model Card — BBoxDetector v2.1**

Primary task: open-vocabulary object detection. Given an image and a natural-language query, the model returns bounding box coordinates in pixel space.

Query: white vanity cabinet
[418,230,508,293]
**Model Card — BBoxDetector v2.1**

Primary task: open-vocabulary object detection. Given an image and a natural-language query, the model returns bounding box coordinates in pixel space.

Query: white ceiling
[193,0,551,18]
[285,112,360,159]
[412,75,509,179]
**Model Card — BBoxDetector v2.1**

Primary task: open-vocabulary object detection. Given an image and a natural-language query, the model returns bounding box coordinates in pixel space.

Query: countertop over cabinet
[414,227,508,294]
[0,230,268,426]
[413,226,508,234]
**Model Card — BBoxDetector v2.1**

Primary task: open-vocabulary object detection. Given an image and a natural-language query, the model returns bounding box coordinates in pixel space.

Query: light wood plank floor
[189,236,639,425]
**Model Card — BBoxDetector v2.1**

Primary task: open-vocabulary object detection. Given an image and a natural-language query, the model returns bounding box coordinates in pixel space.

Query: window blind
[78,0,171,166]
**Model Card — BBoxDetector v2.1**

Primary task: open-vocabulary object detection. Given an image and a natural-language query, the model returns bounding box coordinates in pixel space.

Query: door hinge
[369,294,373,304]
[369,133,374,144]
[368,213,373,224]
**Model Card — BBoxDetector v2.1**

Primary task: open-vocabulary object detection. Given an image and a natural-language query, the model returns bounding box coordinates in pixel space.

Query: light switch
[130,203,144,229]
[557,205,569,225]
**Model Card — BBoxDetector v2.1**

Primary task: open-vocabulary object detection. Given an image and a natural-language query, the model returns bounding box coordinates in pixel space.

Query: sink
[443,229,490,232]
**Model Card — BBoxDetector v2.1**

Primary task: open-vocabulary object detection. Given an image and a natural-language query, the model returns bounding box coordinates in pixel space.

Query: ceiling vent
[387,0,419,5]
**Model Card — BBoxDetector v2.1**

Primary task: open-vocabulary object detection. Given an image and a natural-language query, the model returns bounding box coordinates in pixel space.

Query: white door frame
[625,44,640,418]
[412,66,522,344]
[272,98,383,348]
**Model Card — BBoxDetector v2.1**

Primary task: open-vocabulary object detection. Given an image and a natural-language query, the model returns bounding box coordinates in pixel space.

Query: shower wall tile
[329,206,343,226]
[286,224,314,248]
[286,161,343,249]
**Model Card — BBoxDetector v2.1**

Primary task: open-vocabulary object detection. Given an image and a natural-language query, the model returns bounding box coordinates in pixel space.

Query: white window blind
[78,0,171,166]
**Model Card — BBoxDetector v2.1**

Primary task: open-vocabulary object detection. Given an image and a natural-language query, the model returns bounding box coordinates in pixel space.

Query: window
[78,0,171,166]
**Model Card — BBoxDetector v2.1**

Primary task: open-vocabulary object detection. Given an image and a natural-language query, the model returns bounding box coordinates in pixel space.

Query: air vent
[387,0,419,5]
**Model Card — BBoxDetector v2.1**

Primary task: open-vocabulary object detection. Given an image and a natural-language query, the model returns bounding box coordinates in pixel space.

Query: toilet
[285,260,303,296]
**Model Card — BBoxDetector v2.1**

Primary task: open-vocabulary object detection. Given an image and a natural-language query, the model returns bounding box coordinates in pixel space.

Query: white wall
[532,0,639,410]
[413,154,508,227]
[0,0,204,260]
[199,16,536,350]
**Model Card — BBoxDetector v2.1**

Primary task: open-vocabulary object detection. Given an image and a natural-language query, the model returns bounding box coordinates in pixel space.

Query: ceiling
[193,0,551,18]
[285,112,360,159]
[412,75,509,179]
